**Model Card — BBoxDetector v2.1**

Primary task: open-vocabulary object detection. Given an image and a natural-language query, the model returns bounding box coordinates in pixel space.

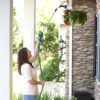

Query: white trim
[33,0,36,50]
[96,79,100,85]
[96,10,100,83]
[68,0,72,99]
[96,10,100,17]
[69,25,72,100]
[9,0,13,100]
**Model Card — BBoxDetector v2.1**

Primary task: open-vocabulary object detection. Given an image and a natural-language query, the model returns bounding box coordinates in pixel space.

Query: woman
[17,40,45,100]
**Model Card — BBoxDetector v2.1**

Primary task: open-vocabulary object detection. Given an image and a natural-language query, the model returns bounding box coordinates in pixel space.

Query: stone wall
[94,0,100,100]
[72,0,96,96]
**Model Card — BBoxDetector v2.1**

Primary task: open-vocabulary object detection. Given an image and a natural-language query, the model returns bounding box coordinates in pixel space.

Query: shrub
[13,93,23,100]
[36,93,52,100]
[39,56,65,82]
[54,95,66,100]
[70,96,77,100]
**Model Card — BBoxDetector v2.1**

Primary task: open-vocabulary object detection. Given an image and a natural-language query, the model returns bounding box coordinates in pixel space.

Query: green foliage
[70,96,77,100]
[36,0,56,24]
[64,9,87,26]
[37,93,52,100]
[13,93,23,100]
[36,21,65,82]
[54,96,66,100]
[37,93,66,100]
[13,60,17,67]
[38,22,58,57]
[13,67,18,72]
[13,8,23,53]
[13,60,18,71]
[35,0,65,81]
[13,93,77,100]
[39,57,65,81]
[13,34,23,53]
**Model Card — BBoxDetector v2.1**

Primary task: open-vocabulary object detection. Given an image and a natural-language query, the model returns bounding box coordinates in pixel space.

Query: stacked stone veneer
[72,0,96,96]
[94,0,100,100]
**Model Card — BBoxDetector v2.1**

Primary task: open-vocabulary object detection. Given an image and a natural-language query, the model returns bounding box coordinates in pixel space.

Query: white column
[0,0,13,100]
[23,0,36,56]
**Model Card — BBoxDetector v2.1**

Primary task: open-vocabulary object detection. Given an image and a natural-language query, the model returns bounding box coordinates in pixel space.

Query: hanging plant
[64,9,88,26]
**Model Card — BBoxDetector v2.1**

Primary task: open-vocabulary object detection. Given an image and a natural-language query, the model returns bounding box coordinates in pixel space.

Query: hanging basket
[63,9,88,26]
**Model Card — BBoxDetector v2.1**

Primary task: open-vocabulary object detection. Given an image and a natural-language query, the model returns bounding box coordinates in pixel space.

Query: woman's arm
[28,79,45,85]
[29,41,40,63]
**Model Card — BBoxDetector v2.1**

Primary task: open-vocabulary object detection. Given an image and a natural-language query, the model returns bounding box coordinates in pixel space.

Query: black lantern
[59,36,66,51]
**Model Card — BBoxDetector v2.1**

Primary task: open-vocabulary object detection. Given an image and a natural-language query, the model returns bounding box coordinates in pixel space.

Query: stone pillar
[0,0,13,100]
[23,0,36,56]
[72,0,96,96]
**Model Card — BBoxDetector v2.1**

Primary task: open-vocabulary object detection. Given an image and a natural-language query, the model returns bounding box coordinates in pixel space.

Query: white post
[0,0,13,100]
[23,0,36,56]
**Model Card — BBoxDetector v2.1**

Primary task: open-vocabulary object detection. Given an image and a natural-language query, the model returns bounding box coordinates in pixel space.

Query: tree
[36,0,65,82]
[36,21,65,82]
[13,8,23,54]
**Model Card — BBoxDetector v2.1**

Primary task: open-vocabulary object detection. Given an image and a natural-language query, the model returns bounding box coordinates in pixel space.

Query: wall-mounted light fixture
[59,35,66,51]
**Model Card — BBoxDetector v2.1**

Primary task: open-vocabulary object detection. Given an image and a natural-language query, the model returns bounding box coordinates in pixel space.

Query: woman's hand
[40,80,45,85]
[28,79,45,85]
[38,32,43,42]
[29,40,40,63]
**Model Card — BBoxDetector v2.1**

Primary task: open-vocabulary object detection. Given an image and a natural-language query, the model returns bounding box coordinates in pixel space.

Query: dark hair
[17,47,33,75]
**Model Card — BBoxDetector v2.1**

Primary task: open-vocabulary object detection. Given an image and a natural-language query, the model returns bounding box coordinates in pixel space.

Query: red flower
[81,14,85,17]
[65,11,68,15]
[64,20,68,24]
[67,10,70,12]
[65,10,71,15]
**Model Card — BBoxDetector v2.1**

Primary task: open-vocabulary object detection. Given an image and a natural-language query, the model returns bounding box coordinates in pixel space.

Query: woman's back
[21,63,38,95]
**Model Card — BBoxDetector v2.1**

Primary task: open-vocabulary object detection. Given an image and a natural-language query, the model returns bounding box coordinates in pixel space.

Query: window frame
[96,11,100,82]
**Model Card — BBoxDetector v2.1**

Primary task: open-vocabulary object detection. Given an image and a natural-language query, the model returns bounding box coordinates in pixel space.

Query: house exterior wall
[72,0,96,96]
[94,0,100,100]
